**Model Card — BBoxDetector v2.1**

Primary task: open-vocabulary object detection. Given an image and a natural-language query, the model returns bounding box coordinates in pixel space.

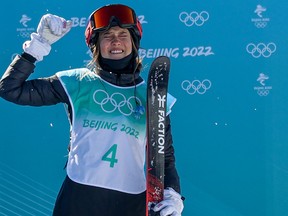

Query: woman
[0,4,184,216]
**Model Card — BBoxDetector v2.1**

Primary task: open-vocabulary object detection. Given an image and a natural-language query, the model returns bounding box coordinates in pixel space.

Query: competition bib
[56,68,176,194]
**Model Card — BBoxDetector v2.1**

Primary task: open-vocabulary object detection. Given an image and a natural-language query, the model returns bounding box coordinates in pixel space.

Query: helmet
[85,4,143,50]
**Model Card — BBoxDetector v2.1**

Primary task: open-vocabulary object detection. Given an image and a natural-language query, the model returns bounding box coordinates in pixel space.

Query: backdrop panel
[1,1,288,215]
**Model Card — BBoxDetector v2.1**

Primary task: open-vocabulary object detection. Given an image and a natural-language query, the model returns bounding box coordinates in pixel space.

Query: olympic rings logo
[257,89,269,96]
[254,21,267,28]
[179,11,209,27]
[246,42,276,58]
[181,79,212,95]
[18,31,32,38]
[93,90,142,116]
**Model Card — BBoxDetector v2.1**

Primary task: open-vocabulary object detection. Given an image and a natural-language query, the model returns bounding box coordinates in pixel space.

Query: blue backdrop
[1,1,288,215]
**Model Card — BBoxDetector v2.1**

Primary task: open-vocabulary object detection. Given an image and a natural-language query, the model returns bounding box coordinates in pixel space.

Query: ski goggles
[85,4,142,48]
[90,4,138,31]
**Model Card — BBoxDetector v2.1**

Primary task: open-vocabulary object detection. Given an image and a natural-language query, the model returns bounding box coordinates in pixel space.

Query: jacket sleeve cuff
[21,52,37,64]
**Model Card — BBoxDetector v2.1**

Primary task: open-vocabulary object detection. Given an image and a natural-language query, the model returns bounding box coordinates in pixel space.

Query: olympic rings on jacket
[93,90,142,116]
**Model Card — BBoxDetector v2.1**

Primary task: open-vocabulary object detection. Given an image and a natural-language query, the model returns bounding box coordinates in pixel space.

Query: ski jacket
[0,54,181,194]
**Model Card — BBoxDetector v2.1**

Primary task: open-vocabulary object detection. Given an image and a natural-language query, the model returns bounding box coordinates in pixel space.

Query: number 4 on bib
[102,144,118,168]
[146,56,170,216]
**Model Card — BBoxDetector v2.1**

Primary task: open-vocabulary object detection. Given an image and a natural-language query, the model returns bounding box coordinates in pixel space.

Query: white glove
[153,188,184,216]
[23,14,72,61]
[36,13,72,45]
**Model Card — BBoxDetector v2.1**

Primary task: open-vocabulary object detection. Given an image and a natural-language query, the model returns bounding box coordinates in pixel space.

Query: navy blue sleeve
[0,54,69,106]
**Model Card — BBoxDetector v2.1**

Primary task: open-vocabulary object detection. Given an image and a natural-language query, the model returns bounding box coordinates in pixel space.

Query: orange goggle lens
[92,5,136,30]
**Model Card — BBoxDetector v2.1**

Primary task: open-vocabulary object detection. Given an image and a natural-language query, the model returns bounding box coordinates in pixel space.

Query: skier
[0,4,184,216]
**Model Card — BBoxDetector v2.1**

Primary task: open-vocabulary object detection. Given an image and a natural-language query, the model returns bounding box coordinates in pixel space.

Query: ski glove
[153,188,184,216]
[23,14,72,61]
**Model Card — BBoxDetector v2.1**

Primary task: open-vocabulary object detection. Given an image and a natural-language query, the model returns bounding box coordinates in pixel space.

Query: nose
[111,36,121,45]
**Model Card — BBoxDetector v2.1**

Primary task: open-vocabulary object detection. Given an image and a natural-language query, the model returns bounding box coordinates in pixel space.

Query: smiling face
[99,26,133,60]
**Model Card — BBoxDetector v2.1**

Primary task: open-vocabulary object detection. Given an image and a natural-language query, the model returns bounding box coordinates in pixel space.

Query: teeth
[111,50,123,54]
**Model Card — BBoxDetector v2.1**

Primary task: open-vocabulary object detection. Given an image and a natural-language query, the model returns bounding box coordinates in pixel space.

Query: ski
[146,56,170,216]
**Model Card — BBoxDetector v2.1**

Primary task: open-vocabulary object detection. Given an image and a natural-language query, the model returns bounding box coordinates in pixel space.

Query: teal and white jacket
[0,55,181,194]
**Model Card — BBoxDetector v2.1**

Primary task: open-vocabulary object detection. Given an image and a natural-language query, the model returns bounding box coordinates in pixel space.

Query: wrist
[21,52,37,63]
[166,187,185,201]
[23,33,51,61]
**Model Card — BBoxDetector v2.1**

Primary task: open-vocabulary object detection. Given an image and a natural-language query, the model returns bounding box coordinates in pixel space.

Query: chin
[110,55,126,60]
